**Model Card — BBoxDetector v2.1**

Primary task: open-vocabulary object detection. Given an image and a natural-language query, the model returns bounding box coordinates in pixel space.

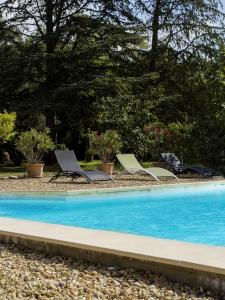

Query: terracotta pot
[26,163,44,178]
[98,162,114,175]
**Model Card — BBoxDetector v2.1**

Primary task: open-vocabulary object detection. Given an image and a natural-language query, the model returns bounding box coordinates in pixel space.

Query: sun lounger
[161,153,218,177]
[50,150,113,183]
[116,153,178,181]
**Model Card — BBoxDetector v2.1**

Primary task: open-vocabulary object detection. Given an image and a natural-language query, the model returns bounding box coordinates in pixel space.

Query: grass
[0,161,102,177]
[0,160,168,177]
[0,166,54,177]
[80,160,101,171]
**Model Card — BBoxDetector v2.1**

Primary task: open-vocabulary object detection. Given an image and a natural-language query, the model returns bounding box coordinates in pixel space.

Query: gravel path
[0,243,223,300]
[0,175,223,192]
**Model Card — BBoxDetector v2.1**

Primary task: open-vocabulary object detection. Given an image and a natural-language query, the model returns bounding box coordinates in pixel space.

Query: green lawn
[0,166,54,177]
[0,160,165,177]
[0,161,102,177]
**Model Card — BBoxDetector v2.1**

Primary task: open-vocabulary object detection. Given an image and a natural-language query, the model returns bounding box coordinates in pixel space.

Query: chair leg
[71,175,79,181]
[113,170,127,180]
[85,177,93,184]
[49,172,61,182]
[72,173,93,184]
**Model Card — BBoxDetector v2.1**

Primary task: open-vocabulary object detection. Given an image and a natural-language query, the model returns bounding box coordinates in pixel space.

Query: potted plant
[90,130,123,175]
[15,128,55,178]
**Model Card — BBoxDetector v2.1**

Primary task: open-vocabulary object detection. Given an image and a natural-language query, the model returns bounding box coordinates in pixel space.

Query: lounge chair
[161,153,218,177]
[50,150,113,183]
[116,153,178,181]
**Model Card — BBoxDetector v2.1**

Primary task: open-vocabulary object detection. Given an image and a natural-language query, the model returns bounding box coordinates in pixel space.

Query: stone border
[0,217,225,293]
[66,178,225,195]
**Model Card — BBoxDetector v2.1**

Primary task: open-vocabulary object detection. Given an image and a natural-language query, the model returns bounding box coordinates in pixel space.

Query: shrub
[0,111,16,143]
[90,130,123,162]
[15,128,55,163]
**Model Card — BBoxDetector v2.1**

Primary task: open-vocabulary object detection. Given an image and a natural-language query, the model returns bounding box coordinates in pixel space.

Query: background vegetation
[0,0,225,168]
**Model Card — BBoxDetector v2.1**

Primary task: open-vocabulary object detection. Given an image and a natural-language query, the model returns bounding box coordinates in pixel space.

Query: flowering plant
[144,122,193,160]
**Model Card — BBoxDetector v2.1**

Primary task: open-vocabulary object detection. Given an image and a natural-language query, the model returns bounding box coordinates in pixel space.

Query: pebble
[8,176,19,179]
[0,175,222,192]
[0,243,222,300]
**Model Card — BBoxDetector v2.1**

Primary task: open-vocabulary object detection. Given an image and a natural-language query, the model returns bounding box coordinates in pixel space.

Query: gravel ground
[0,243,223,300]
[0,174,223,192]
[0,175,224,299]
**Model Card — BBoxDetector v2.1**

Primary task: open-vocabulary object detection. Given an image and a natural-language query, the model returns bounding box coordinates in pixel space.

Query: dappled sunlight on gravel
[0,175,223,192]
[0,243,223,300]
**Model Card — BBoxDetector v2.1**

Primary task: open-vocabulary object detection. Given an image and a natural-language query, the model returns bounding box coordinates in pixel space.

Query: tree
[1,0,225,165]
[0,0,135,88]
[93,74,164,158]
[149,45,225,164]
[134,0,225,71]
[0,1,143,149]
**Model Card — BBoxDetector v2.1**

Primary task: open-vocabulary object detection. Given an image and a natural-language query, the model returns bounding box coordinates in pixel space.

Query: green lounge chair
[116,154,178,181]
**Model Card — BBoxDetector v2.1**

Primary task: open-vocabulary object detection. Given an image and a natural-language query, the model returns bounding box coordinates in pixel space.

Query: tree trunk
[45,0,56,88]
[150,0,161,71]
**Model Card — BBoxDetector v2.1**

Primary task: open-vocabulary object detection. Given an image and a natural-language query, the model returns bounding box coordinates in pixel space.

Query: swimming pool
[0,183,225,246]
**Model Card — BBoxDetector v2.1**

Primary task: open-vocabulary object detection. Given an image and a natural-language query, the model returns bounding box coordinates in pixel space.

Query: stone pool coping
[0,216,225,292]
[66,178,225,194]
[0,217,225,275]
[0,180,225,292]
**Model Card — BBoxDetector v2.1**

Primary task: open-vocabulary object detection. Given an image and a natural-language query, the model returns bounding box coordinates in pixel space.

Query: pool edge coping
[0,217,225,276]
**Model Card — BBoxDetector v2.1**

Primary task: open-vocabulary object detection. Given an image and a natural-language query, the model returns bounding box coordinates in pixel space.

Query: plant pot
[98,162,114,175]
[25,163,44,178]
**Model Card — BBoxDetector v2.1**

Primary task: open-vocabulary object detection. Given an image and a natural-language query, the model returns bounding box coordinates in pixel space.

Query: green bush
[15,128,55,163]
[90,130,123,163]
[0,111,16,143]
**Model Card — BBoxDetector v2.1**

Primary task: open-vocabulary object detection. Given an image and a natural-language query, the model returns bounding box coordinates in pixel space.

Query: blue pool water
[0,183,225,246]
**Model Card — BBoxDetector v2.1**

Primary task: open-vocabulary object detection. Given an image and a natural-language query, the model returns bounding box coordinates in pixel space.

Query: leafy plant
[90,130,123,162]
[15,128,55,163]
[0,111,16,143]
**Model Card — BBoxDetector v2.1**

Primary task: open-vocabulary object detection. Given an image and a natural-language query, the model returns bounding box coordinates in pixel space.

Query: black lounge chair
[50,150,113,183]
[161,152,219,177]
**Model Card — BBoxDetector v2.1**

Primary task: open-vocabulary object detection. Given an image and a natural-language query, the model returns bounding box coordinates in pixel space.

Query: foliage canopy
[0,0,225,167]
